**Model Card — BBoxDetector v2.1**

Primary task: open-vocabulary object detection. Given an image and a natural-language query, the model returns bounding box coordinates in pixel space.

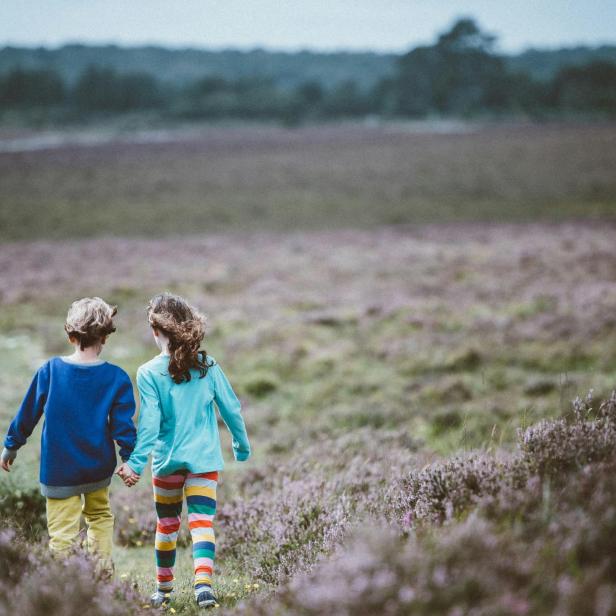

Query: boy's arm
[109,372,137,462]
[3,364,49,461]
[211,363,251,461]
[125,369,162,476]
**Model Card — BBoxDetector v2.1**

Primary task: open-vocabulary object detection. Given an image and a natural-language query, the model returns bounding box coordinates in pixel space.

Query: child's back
[127,353,249,479]
[11,356,136,496]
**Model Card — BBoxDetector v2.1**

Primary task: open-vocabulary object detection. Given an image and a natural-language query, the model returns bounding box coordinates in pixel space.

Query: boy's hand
[115,462,140,487]
[1,448,16,473]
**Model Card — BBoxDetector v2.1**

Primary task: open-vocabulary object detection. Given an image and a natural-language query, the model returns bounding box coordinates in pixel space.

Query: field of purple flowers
[1,123,616,241]
[1,219,616,613]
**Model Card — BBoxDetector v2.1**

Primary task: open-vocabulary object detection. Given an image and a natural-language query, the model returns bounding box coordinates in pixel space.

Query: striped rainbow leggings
[153,470,218,594]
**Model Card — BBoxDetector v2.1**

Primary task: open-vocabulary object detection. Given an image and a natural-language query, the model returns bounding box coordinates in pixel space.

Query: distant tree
[117,72,163,110]
[436,17,496,53]
[73,65,162,112]
[394,18,513,116]
[323,80,373,117]
[282,80,326,124]
[551,60,616,115]
[189,76,231,97]
[395,47,439,116]
[0,67,65,108]
[182,75,286,119]
[369,77,397,116]
[296,81,325,106]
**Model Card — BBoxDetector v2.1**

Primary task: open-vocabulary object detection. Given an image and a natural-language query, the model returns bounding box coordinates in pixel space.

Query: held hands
[116,462,140,487]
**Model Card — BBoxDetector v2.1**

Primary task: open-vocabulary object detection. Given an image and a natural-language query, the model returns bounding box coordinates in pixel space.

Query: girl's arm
[125,368,162,475]
[2,363,49,468]
[211,363,251,461]
[109,371,137,462]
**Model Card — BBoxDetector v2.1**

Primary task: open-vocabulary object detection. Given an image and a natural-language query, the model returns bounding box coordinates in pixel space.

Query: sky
[1,0,615,53]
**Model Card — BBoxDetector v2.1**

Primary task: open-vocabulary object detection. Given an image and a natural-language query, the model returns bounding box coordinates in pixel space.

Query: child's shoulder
[101,361,132,383]
[137,354,169,378]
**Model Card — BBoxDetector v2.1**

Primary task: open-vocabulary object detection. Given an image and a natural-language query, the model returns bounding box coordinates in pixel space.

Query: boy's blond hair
[64,297,117,350]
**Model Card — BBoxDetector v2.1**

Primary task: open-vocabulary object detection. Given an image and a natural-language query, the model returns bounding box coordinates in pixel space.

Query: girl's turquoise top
[126,354,250,477]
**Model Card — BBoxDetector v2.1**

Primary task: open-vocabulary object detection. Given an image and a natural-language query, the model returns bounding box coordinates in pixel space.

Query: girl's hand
[116,462,140,487]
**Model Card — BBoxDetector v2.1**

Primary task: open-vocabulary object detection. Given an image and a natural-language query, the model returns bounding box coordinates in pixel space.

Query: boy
[0,297,136,568]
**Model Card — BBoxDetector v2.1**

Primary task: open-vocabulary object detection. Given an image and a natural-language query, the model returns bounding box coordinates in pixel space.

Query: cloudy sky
[1,0,614,52]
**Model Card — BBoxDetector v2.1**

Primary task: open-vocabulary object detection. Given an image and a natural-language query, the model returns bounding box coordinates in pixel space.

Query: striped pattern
[153,470,218,594]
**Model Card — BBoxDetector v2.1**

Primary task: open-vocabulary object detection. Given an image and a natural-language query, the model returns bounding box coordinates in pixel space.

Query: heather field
[1,122,616,241]
[1,124,616,614]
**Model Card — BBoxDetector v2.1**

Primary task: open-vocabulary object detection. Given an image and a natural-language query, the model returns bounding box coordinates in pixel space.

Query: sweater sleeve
[4,363,49,452]
[211,363,251,462]
[126,368,162,475]
[109,372,137,462]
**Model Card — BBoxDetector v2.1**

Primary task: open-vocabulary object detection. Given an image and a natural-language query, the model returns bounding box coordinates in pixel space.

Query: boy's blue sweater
[3,357,137,497]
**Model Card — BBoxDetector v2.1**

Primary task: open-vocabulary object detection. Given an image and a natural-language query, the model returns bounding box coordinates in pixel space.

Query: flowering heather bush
[244,486,616,616]
[388,391,616,530]
[520,390,616,476]
[241,518,538,616]
[0,484,46,541]
[218,429,416,585]
[385,453,521,527]
[0,530,148,615]
[241,403,616,616]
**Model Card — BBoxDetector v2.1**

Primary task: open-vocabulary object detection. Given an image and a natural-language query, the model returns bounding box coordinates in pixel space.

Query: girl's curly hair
[147,293,212,384]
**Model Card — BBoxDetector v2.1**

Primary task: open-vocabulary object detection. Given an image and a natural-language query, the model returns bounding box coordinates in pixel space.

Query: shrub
[0,531,148,615]
[243,374,279,398]
[240,394,616,616]
[429,407,463,435]
[219,428,415,585]
[0,484,46,541]
[386,453,520,527]
[519,390,616,476]
[390,391,616,529]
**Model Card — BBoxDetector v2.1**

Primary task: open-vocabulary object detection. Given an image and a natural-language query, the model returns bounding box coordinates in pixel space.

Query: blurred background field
[1,5,616,615]
[1,122,616,240]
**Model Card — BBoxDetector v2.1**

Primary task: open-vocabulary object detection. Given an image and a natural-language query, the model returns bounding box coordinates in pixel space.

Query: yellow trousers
[46,487,114,565]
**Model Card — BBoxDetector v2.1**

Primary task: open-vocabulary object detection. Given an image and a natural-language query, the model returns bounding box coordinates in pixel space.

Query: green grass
[114,546,264,613]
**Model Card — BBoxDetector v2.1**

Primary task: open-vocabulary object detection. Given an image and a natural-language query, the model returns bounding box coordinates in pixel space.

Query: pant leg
[153,471,186,593]
[82,487,114,563]
[46,495,82,555]
[185,471,218,594]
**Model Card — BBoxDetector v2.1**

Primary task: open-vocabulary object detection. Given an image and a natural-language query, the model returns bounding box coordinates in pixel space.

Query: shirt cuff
[125,460,142,476]
[1,448,17,463]
[234,449,251,462]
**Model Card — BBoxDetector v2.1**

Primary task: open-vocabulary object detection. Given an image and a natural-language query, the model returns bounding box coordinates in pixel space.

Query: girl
[117,293,251,609]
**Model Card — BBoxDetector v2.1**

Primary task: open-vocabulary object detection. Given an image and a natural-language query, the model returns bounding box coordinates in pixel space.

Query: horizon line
[1,38,616,57]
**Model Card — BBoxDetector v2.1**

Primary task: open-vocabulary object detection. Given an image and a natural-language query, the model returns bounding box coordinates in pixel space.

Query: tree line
[1,19,615,123]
